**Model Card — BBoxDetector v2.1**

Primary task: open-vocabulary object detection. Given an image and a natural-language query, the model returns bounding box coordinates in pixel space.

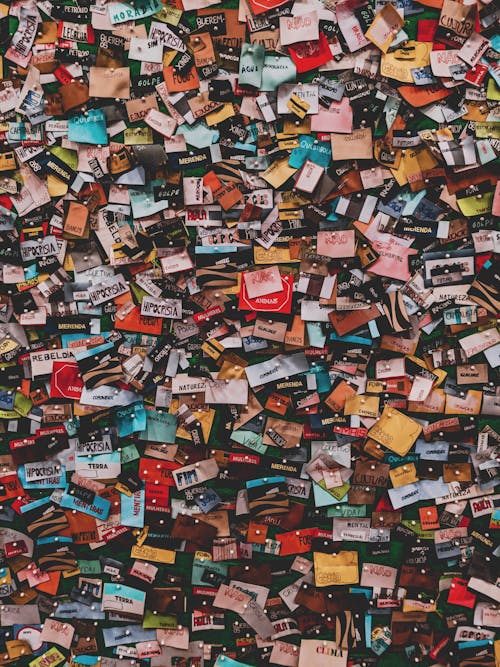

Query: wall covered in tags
[0,1,498,667]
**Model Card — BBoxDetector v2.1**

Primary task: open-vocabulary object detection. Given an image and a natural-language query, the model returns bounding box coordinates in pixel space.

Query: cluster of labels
[0,0,499,666]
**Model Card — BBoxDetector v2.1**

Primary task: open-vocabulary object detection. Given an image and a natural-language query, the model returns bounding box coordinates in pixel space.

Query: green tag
[231,430,267,455]
[142,609,178,629]
[78,559,102,575]
[327,504,367,518]
[120,444,140,463]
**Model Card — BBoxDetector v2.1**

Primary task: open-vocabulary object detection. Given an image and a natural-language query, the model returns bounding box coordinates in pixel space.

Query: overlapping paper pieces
[0,0,498,666]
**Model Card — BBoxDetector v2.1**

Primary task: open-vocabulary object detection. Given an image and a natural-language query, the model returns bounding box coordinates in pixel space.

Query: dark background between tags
[2,2,499,666]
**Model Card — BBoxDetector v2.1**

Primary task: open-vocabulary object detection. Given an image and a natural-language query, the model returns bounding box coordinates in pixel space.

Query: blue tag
[68,109,108,145]
[102,625,156,647]
[194,488,221,514]
[60,487,111,521]
[37,536,73,546]
[20,496,51,514]
[115,401,146,436]
[138,410,176,443]
[435,540,461,559]
[18,466,66,489]
[246,476,285,489]
[0,390,14,411]
[121,490,145,528]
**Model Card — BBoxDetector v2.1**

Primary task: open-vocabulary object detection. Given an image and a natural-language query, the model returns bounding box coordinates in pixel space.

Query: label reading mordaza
[140,296,182,319]
[88,274,129,306]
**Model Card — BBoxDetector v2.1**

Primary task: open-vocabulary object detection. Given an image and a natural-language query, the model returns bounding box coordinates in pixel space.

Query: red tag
[145,482,171,512]
[193,305,224,324]
[417,19,438,42]
[288,33,332,73]
[101,525,129,543]
[50,361,84,400]
[247,0,289,16]
[228,453,260,465]
[464,63,488,87]
[53,65,74,86]
[9,437,37,465]
[4,540,28,558]
[0,474,24,501]
[20,222,48,243]
[139,458,180,486]
[333,426,368,438]
[447,577,476,608]
[238,274,293,314]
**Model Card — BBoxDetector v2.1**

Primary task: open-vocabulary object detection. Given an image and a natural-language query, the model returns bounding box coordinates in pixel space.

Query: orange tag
[163,66,199,92]
[204,170,243,211]
[278,528,318,556]
[265,393,290,416]
[64,201,89,238]
[247,522,268,544]
[114,294,162,336]
[35,571,61,595]
[419,506,440,530]
[325,380,356,413]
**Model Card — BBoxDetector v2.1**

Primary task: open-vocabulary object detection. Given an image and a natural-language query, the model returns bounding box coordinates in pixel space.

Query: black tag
[130,73,164,96]
[67,483,96,505]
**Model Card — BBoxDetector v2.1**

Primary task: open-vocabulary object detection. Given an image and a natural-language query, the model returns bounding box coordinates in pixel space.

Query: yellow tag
[217,359,247,380]
[278,208,302,221]
[445,389,482,415]
[201,338,225,361]
[278,138,300,150]
[6,640,31,659]
[368,407,422,456]
[30,648,66,667]
[380,42,432,82]
[134,526,148,547]
[131,544,176,564]
[171,400,215,442]
[389,463,418,488]
[195,550,212,561]
[486,78,500,101]
[47,173,69,198]
[366,380,384,393]
[253,245,298,264]
[402,598,437,613]
[457,191,494,217]
[62,567,81,579]
[344,394,380,419]
[286,93,310,119]
[205,103,235,127]
[154,4,182,25]
[115,482,132,496]
[391,146,438,187]
[476,122,500,139]
[162,49,177,67]
[318,479,350,500]
[124,127,153,145]
[0,338,17,356]
[262,158,297,189]
[313,550,359,587]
